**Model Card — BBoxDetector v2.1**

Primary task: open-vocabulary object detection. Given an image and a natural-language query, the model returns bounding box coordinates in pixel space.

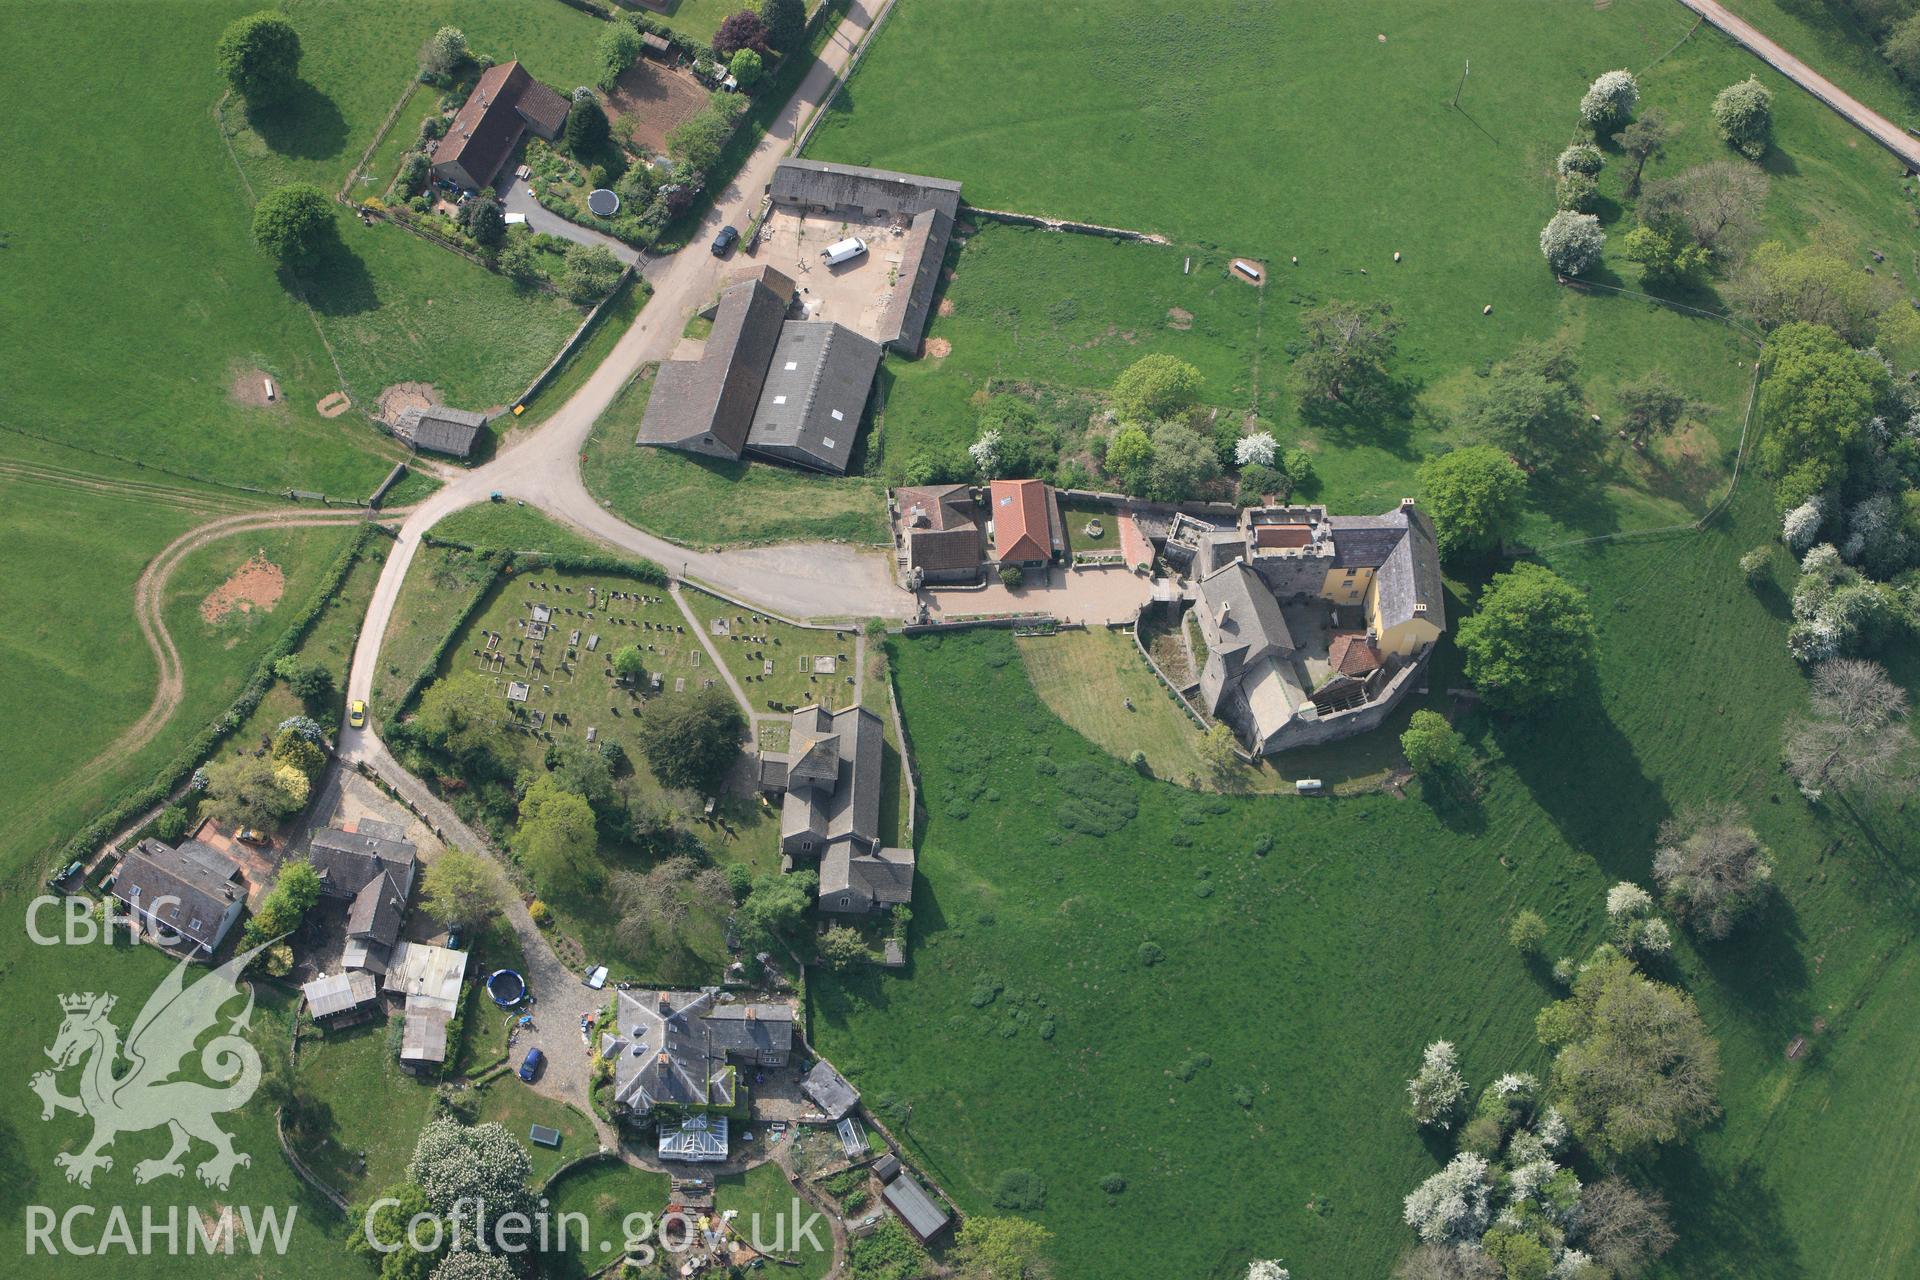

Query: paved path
[1677,0,1920,168]
[498,175,643,266]
[345,0,909,713]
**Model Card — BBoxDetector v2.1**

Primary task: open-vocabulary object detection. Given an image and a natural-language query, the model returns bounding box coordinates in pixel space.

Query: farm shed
[881,1172,951,1243]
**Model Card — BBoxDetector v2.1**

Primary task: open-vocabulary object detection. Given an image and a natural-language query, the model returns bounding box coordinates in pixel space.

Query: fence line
[342,75,421,201]
[789,0,900,158]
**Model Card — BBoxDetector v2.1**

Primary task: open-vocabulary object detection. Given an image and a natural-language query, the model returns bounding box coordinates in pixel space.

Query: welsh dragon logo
[31,943,267,1190]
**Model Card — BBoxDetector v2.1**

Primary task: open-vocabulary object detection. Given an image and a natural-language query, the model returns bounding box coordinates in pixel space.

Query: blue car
[518,1047,545,1083]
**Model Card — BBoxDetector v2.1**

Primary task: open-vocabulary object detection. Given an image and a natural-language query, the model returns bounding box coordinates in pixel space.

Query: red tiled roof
[1327,633,1382,677]
[989,480,1051,563]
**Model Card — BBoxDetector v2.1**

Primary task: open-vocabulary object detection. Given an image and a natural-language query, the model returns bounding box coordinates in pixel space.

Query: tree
[1460,342,1597,475]
[712,10,770,59]
[762,0,808,52]
[421,848,509,930]
[516,777,600,895]
[951,1216,1053,1280]
[1407,1040,1468,1129]
[1508,909,1549,956]
[423,26,467,78]
[1614,109,1671,195]
[1783,657,1913,800]
[1616,371,1707,447]
[1887,13,1920,81]
[1419,446,1526,560]
[998,564,1024,589]
[1555,143,1604,178]
[251,183,332,265]
[274,655,335,706]
[497,234,542,284]
[1234,431,1277,468]
[1732,236,1905,346]
[596,22,643,90]
[1556,170,1599,213]
[1393,1244,1502,1280]
[559,243,623,305]
[1755,322,1887,507]
[634,685,744,793]
[244,857,321,946]
[459,188,505,247]
[407,1120,534,1247]
[729,48,764,89]
[270,726,327,781]
[273,763,311,808]
[1400,710,1466,777]
[565,94,611,156]
[1712,76,1773,159]
[1457,563,1597,714]
[611,856,731,954]
[1651,804,1775,940]
[1620,223,1709,289]
[416,670,508,763]
[1646,162,1768,260]
[430,1253,514,1280]
[216,11,302,105]
[668,96,742,170]
[816,924,871,972]
[1104,425,1154,491]
[1198,723,1239,781]
[1578,1178,1674,1279]
[1293,299,1399,412]
[350,1183,443,1280]
[612,644,649,685]
[1110,354,1203,423]
[1536,953,1720,1158]
[1579,69,1639,131]
[1539,210,1604,276]
[737,870,815,952]
[203,754,302,830]
[1402,1153,1493,1243]
[1145,420,1221,501]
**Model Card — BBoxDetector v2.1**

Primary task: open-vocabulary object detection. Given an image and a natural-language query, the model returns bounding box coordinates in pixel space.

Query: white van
[820,236,868,266]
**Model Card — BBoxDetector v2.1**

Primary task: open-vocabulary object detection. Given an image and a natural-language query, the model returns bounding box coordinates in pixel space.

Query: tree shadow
[1747,572,1790,620]
[1689,889,1814,1045]
[0,1115,35,1218]
[1647,1145,1806,1279]
[1529,462,1624,537]
[244,79,349,162]
[292,233,378,317]
[1299,382,1422,458]
[1757,145,1801,179]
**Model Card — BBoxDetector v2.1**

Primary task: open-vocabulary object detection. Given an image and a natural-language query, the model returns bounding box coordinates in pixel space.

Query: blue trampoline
[487,969,527,1007]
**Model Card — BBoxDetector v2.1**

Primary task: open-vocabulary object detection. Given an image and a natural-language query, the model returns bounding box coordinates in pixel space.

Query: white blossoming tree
[408,1119,534,1243]
[1408,1040,1469,1129]
[1580,70,1639,130]
[1605,882,1653,919]
[1403,1153,1493,1243]
[1246,1262,1291,1280]
[1235,431,1278,468]
[969,429,1002,477]
[1781,497,1823,552]
[1540,212,1604,276]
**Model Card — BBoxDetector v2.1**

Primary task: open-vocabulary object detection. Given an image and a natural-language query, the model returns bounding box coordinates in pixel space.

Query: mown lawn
[812,482,1920,1280]
[290,1011,441,1202]
[581,369,891,549]
[433,503,628,561]
[470,1082,597,1186]
[541,1157,671,1279]
[717,1161,832,1278]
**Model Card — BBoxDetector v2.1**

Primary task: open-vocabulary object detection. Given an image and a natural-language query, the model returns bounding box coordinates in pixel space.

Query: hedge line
[55,524,376,873]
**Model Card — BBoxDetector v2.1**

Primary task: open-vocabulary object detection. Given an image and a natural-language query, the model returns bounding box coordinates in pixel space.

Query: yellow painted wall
[1321,565,1371,607]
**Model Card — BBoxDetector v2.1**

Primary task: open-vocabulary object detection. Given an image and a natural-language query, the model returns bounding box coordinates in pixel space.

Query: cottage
[756,704,914,915]
[988,479,1063,568]
[109,838,248,958]
[894,484,984,584]
[308,820,418,901]
[430,61,570,192]
[394,405,488,458]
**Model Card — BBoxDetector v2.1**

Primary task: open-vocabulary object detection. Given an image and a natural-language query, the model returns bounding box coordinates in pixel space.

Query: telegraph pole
[1452,58,1470,111]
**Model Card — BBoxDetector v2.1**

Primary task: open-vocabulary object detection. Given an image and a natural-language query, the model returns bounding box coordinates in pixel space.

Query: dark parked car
[710,225,739,257]
[518,1047,545,1083]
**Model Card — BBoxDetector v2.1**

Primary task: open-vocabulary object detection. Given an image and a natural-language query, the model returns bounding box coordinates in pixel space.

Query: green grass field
[290,1011,441,1201]
[582,369,891,548]
[811,482,1920,1280]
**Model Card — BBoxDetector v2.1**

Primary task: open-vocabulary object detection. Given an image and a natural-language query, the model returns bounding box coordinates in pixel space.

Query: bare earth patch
[377,381,438,427]
[227,365,285,409]
[924,337,953,358]
[937,298,955,317]
[607,61,710,155]
[1166,307,1194,330]
[316,391,352,418]
[1230,258,1268,285]
[200,552,285,624]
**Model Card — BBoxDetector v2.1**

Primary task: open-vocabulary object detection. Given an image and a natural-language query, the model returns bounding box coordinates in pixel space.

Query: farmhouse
[430,60,570,192]
[1175,501,1445,755]
[768,158,962,354]
[892,484,984,584]
[108,838,248,958]
[602,988,796,1135]
[634,266,882,474]
[756,704,914,915]
[393,405,488,458]
[988,478,1064,568]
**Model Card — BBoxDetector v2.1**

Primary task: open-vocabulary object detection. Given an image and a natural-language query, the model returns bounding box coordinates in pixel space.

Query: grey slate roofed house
[743,321,884,473]
[768,158,962,354]
[636,268,794,459]
[1194,560,1309,755]
[394,405,488,458]
[820,843,913,914]
[759,703,915,914]
[308,821,418,903]
[342,871,409,974]
[605,988,795,1119]
[111,838,248,957]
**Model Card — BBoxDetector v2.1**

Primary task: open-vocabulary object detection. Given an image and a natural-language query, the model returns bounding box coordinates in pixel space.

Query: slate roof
[636,268,793,458]
[876,206,955,353]
[1195,561,1304,747]
[346,872,408,948]
[607,988,795,1116]
[820,841,914,913]
[395,405,487,458]
[302,970,378,1020]
[779,705,884,852]
[309,824,418,901]
[802,1060,860,1120]
[431,61,568,190]
[989,479,1054,563]
[744,321,883,474]
[112,838,245,952]
[882,1174,951,1242]
[896,485,982,574]
[1326,504,1445,633]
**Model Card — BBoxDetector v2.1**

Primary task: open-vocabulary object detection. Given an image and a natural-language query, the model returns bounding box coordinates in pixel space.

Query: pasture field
[582,370,891,548]
[809,485,1920,1280]
[0,3,401,495]
[229,535,389,745]
[813,0,1920,543]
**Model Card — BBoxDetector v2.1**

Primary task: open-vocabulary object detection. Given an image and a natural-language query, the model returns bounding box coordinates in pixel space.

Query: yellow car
[348,699,367,729]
